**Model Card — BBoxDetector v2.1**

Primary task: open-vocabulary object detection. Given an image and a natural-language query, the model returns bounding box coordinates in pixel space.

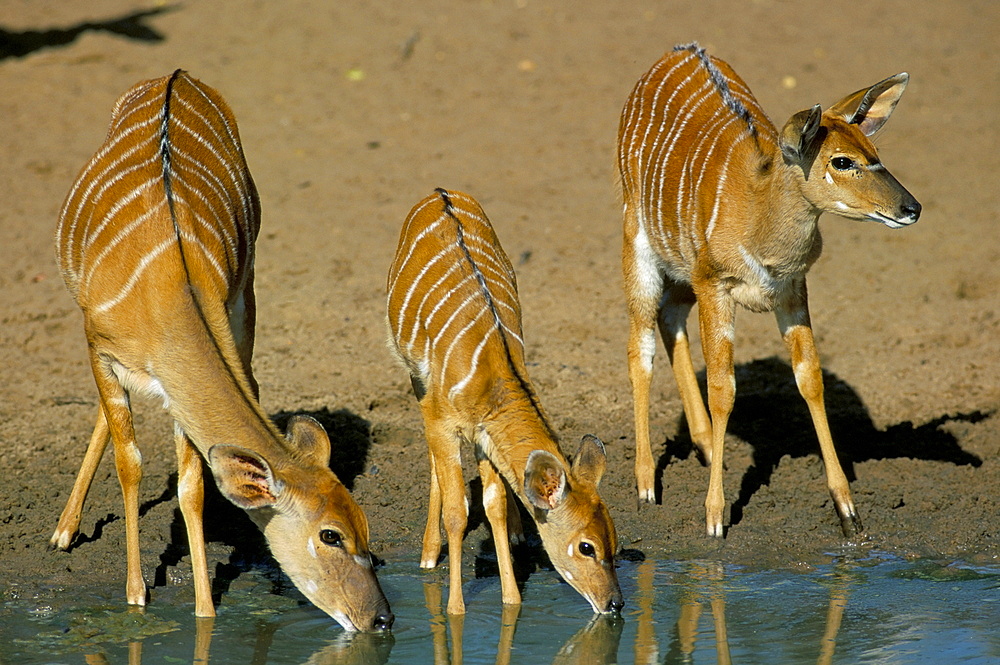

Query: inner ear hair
[524,450,568,511]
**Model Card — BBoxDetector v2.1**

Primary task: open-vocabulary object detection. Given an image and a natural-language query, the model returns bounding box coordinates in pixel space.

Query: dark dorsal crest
[674,42,757,138]
[434,188,556,440]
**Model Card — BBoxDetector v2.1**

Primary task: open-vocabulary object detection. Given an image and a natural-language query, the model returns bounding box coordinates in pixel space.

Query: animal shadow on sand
[151,407,375,604]
[653,356,989,529]
[0,6,175,61]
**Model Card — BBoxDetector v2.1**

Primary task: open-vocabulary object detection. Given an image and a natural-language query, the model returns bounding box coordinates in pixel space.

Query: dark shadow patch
[139,474,178,517]
[152,465,276,602]
[470,479,539,596]
[653,356,989,528]
[64,473,176,550]
[653,435,702,505]
[618,548,647,563]
[62,511,119,550]
[0,7,176,61]
[271,407,373,491]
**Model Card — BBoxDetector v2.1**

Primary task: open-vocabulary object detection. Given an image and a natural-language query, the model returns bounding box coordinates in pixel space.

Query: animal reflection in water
[82,610,395,665]
[78,561,851,663]
[632,560,850,665]
[422,577,625,665]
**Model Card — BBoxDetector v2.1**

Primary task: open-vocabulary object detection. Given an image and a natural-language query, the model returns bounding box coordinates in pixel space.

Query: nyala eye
[831,156,855,171]
[320,529,343,547]
[578,542,596,558]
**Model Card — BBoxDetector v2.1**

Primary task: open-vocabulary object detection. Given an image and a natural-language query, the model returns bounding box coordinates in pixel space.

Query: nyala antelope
[52,70,392,630]
[618,43,920,537]
[387,189,623,615]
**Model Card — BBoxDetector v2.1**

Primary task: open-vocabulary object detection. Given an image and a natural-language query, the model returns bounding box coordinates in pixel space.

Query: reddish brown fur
[618,44,919,537]
[387,189,622,615]
[52,71,391,630]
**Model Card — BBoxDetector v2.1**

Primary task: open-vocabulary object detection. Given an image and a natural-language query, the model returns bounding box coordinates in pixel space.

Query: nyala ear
[571,435,608,487]
[207,444,283,510]
[524,450,568,511]
[780,104,822,164]
[827,72,908,137]
[285,414,332,469]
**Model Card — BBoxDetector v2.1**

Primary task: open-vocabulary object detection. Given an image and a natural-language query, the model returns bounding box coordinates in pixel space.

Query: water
[2,554,998,664]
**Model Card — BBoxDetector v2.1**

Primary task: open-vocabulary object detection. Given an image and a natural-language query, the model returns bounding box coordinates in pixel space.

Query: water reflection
[246,615,394,665]
[633,560,852,665]
[422,578,624,665]
[551,614,625,665]
[80,609,394,665]
[83,613,213,665]
[299,631,395,665]
[14,557,995,663]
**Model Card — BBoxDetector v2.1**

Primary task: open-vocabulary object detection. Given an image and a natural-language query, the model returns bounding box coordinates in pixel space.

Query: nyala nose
[372,611,395,631]
[901,197,921,221]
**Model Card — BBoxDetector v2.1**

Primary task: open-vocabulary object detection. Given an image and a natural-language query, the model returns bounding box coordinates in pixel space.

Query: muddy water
[2,554,998,664]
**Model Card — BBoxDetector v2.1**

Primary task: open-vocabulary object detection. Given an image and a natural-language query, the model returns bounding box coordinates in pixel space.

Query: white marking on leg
[639,329,656,373]
[483,481,499,507]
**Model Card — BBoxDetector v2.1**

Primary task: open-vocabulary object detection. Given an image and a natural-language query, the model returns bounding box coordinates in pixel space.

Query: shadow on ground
[654,356,990,527]
[0,7,175,60]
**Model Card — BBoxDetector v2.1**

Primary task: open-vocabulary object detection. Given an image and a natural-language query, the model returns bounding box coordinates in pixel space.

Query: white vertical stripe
[93,238,177,313]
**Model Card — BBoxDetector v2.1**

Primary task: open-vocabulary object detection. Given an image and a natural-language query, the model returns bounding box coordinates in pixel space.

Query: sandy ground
[1,0,998,614]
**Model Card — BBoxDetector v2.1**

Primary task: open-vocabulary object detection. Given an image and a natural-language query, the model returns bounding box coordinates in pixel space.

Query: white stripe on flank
[635,56,698,188]
[406,259,463,346]
[167,194,230,286]
[387,203,445,295]
[171,112,251,235]
[651,80,716,244]
[391,218,449,328]
[403,248,463,350]
[705,127,752,240]
[167,163,235,256]
[93,238,177,313]
[82,174,161,255]
[425,273,476,330]
[439,305,490,392]
[678,106,731,245]
[501,323,524,348]
[448,323,495,400]
[64,123,161,272]
[431,290,481,352]
[81,199,167,292]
